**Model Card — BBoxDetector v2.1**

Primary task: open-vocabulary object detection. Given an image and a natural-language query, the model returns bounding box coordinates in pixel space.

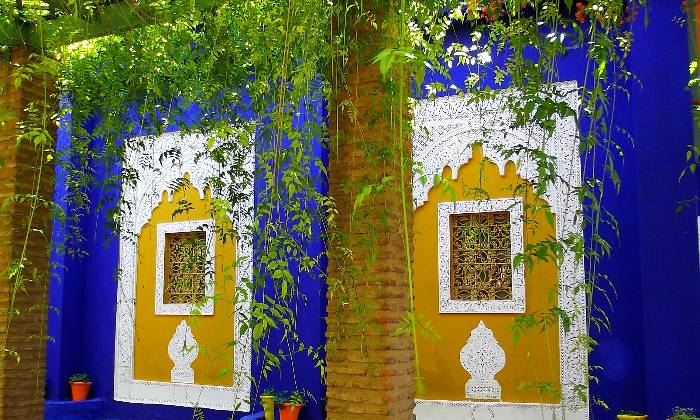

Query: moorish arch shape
[114,131,253,411]
[412,81,588,420]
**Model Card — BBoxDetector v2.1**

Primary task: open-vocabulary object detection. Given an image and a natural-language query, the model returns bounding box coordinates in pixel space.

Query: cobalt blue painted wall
[252,93,328,420]
[629,3,700,418]
[46,101,86,402]
[47,109,236,419]
[46,97,327,419]
[47,5,700,419]
[584,71,648,419]
[423,16,650,418]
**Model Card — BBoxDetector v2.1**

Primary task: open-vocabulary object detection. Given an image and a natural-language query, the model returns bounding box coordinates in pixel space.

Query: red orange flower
[575,2,587,23]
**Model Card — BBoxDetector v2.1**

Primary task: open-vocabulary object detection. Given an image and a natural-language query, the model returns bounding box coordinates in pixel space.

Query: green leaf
[415,62,426,92]
[595,60,607,78]
[352,184,373,216]
[544,209,555,229]
[372,49,395,78]
[253,323,264,340]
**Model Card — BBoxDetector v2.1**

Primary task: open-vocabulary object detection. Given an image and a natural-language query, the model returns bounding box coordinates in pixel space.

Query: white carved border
[414,400,587,420]
[114,131,253,411]
[155,220,216,316]
[438,198,524,313]
[412,80,587,415]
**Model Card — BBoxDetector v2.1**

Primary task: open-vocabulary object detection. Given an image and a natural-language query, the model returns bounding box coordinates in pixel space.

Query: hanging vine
[0,0,650,416]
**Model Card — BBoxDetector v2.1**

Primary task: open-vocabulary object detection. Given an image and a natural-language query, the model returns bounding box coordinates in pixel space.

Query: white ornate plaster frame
[114,131,253,411]
[413,81,588,419]
[155,220,216,316]
[438,198,524,313]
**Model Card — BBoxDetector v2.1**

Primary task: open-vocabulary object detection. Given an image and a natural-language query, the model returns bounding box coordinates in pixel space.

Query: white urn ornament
[460,320,506,400]
[168,320,199,384]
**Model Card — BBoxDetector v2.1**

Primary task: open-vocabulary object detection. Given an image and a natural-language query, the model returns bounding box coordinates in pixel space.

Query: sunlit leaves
[0,0,645,410]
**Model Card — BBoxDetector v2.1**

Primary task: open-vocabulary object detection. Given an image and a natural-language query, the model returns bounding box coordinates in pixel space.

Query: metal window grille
[450,211,513,301]
[164,231,207,304]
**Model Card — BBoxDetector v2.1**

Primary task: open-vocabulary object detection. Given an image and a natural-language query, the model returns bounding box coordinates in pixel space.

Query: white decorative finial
[168,320,199,384]
[460,320,506,400]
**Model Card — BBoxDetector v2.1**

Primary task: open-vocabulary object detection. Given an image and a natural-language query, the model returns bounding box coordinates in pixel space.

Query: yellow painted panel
[133,182,236,386]
[414,146,561,403]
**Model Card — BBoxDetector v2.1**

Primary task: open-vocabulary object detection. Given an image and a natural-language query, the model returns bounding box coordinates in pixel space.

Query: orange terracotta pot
[70,381,91,401]
[279,403,303,420]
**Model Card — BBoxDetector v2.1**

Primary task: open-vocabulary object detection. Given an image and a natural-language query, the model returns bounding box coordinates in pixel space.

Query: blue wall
[252,93,328,420]
[46,98,328,419]
[422,9,690,418]
[47,4,700,419]
[629,3,700,418]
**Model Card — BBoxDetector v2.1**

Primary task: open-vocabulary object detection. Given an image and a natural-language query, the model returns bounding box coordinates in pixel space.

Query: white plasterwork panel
[414,400,588,420]
[437,198,524,313]
[461,321,506,400]
[412,80,587,416]
[155,220,215,316]
[114,131,253,411]
[168,320,199,383]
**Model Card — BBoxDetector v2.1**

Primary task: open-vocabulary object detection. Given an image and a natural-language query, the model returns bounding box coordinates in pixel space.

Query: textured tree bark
[325,7,416,419]
[0,47,55,419]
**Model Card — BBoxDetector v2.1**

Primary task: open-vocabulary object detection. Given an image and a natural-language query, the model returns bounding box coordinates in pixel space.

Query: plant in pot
[260,388,276,420]
[278,391,305,420]
[669,407,700,420]
[68,373,91,401]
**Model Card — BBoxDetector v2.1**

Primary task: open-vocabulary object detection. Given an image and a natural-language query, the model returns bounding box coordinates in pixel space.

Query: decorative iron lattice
[164,231,207,304]
[450,211,512,301]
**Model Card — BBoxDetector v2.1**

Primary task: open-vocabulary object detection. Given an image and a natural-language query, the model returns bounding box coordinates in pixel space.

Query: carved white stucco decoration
[437,198,524,313]
[414,400,587,420]
[168,320,199,383]
[460,321,505,400]
[155,220,215,316]
[413,81,579,215]
[412,81,588,419]
[114,131,253,411]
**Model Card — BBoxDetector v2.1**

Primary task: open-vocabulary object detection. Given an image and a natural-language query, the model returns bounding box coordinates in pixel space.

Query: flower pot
[617,415,648,420]
[261,395,275,420]
[279,403,303,420]
[70,381,92,401]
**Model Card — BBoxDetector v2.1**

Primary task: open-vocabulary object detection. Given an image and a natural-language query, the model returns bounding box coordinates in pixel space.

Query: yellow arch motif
[133,179,237,387]
[414,145,561,404]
